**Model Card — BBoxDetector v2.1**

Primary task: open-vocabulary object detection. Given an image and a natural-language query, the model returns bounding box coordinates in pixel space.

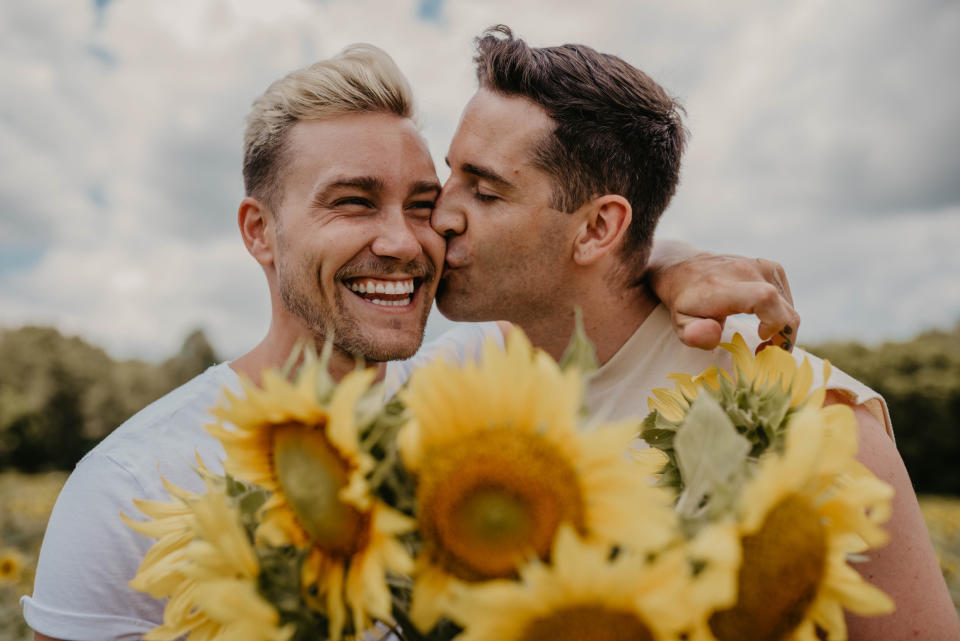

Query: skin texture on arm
[644,239,801,351]
[826,390,960,640]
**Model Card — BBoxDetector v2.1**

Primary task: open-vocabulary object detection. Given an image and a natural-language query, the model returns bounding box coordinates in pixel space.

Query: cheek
[417,228,446,268]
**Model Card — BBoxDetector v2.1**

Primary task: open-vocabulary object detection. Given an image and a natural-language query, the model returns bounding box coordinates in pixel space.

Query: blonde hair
[243,44,414,208]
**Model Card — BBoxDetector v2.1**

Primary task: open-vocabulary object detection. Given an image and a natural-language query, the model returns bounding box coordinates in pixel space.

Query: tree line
[0,326,217,472]
[1,323,958,494]
[809,324,960,495]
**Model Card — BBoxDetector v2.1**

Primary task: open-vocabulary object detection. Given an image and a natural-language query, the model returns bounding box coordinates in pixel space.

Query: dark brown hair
[474,25,686,278]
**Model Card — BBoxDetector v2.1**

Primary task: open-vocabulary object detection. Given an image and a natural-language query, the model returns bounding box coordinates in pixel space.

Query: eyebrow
[322,176,384,193]
[446,158,518,192]
[313,177,441,205]
[409,180,442,196]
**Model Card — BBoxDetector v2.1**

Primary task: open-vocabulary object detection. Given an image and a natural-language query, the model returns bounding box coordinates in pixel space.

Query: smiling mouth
[345,277,417,307]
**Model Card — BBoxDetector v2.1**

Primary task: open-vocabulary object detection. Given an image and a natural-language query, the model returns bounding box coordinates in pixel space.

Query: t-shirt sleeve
[21,453,163,641]
[789,347,895,441]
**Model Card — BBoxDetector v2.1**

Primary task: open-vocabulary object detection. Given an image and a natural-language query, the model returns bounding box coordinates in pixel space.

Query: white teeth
[368,297,412,307]
[346,278,416,296]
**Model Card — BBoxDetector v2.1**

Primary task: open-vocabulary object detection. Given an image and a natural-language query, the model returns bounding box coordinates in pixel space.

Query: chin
[436,293,495,323]
[345,329,424,362]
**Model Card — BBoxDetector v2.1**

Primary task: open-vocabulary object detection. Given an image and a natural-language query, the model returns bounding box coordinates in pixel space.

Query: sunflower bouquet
[124,326,896,641]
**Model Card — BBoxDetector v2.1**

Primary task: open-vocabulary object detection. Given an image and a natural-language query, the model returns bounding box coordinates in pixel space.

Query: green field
[1,472,958,640]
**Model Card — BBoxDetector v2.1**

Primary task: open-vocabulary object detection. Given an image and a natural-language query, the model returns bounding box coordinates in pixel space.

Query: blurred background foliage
[809,321,960,495]
[0,326,217,473]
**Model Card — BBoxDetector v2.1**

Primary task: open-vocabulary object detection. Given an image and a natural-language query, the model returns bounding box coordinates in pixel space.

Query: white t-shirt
[21,322,502,641]
[585,305,893,440]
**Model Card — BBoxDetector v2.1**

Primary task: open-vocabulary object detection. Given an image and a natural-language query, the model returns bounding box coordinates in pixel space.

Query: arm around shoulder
[826,391,960,639]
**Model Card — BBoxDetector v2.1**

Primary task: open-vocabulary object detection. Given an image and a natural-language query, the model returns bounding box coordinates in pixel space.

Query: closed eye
[474,191,499,203]
[333,197,375,209]
[408,200,437,211]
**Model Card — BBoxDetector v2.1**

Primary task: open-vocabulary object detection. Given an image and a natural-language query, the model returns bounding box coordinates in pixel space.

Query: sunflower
[446,524,737,641]
[398,331,677,631]
[207,356,414,640]
[707,403,895,641]
[124,479,292,641]
[642,334,830,501]
[0,548,24,584]
[649,333,822,425]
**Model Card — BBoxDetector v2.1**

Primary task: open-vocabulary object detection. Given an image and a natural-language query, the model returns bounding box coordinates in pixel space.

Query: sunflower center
[272,422,368,557]
[417,427,584,581]
[709,494,827,641]
[519,605,655,641]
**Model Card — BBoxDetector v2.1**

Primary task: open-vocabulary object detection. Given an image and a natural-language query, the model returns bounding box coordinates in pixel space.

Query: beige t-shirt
[585,305,893,440]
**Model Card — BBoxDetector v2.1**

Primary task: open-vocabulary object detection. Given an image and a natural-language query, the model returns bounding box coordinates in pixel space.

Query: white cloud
[1,0,957,361]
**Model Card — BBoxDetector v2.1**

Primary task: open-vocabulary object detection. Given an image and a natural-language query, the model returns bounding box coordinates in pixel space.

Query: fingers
[674,314,724,350]
[652,250,801,352]
[676,281,800,351]
[757,319,797,352]
[750,259,799,350]
[755,258,795,306]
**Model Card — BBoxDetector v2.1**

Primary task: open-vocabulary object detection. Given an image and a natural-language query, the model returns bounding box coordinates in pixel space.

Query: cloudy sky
[2,0,958,361]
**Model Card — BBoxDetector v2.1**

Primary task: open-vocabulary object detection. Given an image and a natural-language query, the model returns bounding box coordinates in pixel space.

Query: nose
[370,209,421,263]
[431,186,466,238]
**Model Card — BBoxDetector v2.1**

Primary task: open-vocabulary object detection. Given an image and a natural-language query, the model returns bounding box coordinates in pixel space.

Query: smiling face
[432,90,579,325]
[270,112,444,361]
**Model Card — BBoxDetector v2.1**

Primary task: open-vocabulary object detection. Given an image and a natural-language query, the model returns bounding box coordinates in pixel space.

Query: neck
[520,279,659,366]
[230,318,386,385]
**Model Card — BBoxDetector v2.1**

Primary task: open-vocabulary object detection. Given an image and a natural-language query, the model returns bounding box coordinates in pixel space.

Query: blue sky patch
[417,0,444,22]
[0,245,46,277]
[87,43,117,67]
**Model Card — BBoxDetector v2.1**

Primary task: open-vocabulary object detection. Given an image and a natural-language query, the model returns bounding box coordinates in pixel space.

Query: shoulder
[826,390,960,638]
[23,366,240,637]
[24,452,165,636]
[84,363,235,489]
[719,319,894,440]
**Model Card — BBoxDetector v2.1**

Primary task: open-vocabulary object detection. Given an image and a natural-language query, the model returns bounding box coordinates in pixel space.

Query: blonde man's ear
[238,196,275,268]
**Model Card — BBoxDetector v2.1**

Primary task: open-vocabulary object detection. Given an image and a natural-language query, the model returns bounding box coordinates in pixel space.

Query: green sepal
[257,544,310,613]
[714,365,796,456]
[640,409,680,450]
[223,473,270,536]
[558,308,598,375]
[640,410,683,490]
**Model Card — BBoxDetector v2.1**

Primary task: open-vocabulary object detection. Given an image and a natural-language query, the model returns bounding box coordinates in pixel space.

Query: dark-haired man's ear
[238,196,276,268]
[572,195,632,266]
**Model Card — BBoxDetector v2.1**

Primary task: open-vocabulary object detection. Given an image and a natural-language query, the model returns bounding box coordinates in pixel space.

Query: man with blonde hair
[25,43,800,640]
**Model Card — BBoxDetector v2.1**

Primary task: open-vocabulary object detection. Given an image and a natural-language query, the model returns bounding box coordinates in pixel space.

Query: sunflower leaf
[674,393,751,522]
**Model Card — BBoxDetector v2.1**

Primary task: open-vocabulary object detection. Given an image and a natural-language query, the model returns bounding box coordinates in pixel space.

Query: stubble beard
[277,255,434,363]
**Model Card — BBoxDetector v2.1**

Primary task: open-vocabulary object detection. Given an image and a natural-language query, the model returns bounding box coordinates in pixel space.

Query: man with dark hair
[433,26,959,639]
[473,24,685,278]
